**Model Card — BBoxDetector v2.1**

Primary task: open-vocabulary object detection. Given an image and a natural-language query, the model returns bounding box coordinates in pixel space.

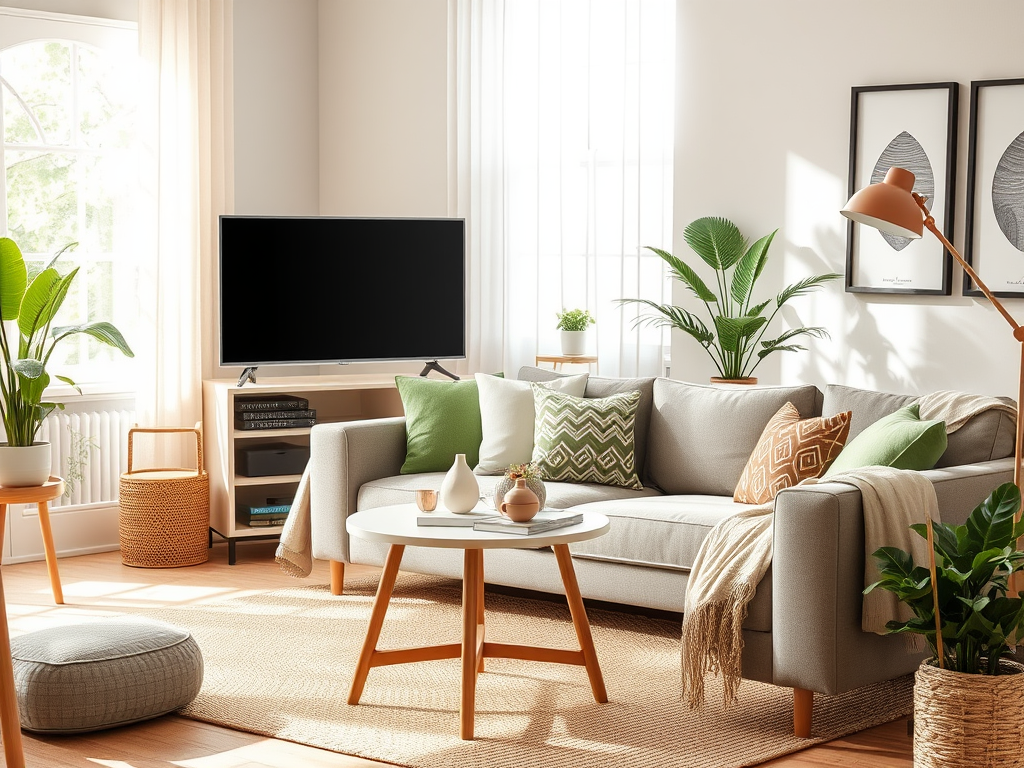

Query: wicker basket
[914,658,1024,767]
[118,426,210,568]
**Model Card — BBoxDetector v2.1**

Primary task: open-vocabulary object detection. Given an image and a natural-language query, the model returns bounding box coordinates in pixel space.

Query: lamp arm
[913,194,1024,339]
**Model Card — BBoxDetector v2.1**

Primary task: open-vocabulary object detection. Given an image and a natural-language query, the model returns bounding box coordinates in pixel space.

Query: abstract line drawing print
[870,131,935,252]
[992,130,1024,253]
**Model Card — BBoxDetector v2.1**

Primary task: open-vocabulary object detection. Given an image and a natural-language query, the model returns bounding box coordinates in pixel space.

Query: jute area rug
[135,572,912,768]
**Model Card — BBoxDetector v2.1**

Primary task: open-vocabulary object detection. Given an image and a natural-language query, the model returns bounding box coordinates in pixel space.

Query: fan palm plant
[619,217,841,380]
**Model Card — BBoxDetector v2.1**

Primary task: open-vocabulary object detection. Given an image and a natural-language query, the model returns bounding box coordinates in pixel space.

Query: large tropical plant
[864,482,1024,675]
[0,236,134,446]
[619,217,841,380]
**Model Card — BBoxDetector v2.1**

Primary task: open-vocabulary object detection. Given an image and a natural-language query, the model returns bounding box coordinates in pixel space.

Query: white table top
[346,504,609,549]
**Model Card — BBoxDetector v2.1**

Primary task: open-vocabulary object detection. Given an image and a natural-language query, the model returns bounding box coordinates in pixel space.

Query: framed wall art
[964,78,1024,298]
[845,82,958,295]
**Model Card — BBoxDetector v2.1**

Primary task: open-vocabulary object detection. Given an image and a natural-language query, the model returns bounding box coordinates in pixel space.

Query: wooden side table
[0,476,66,604]
[535,354,599,374]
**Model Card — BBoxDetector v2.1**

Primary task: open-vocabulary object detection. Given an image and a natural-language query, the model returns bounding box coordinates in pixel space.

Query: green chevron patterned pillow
[531,384,643,490]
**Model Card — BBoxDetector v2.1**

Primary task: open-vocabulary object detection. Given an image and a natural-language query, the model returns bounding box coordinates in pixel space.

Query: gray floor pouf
[10,616,204,733]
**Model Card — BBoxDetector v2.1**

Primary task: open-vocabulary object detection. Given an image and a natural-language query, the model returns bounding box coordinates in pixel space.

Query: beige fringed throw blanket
[680,390,1018,710]
[275,464,314,578]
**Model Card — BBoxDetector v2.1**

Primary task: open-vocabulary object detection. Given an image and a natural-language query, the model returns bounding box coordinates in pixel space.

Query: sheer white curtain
[451,0,674,378]
[137,0,233,450]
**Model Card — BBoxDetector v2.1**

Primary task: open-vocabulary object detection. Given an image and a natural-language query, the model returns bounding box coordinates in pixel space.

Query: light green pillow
[397,375,498,474]
[824,403,947,476]
[531,384,643,490]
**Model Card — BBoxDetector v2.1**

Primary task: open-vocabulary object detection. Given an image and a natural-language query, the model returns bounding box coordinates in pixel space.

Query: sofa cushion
[825,403,946,475]
[734,403,852,504]
[396,375,489,473]
[821,384,1014,468]
[646,379,822,496]
[474,372,589,475]
[531,385,643,489]
[517,366,657,484]
[566,495,758,571]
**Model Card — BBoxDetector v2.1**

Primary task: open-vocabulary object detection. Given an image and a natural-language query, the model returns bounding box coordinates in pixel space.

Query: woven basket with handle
[118,426,210,568]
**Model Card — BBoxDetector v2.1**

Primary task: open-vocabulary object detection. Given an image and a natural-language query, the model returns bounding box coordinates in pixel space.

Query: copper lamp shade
[841,167,924,239]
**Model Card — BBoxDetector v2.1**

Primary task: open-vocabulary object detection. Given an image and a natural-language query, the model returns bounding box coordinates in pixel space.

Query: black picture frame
[964,78,1024,298]
[846,82,958,295]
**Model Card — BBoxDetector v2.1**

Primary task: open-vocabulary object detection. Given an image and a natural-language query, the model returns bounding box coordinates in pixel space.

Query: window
[1,12,139,390]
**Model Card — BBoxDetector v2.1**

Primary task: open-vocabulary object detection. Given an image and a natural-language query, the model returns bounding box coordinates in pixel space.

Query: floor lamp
[841,166,1024,661]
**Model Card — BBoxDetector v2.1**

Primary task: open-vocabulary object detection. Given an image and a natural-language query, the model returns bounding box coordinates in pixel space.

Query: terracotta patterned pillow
[733,403,852,504]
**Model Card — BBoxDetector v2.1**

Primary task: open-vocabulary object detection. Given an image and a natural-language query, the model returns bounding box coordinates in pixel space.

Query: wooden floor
[0,541,913,767]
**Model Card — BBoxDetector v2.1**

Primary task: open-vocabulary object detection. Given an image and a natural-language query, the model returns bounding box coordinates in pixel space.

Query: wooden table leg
[0,567,26,768]
[330,560,345,596]
[553,543,607,703]
[476,549,485,673]
[36,501,63,605]
[461,548,483,740]
[348,544,405,705]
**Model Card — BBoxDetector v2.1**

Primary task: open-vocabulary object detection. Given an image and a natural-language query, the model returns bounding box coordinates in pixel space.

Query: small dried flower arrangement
[505,462,543,480]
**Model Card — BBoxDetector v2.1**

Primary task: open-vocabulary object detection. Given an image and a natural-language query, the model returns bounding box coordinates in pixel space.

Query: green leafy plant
[618,216,841,380]
[0,237,134,446]
[864,481,1024,675]
[556,308,596,332]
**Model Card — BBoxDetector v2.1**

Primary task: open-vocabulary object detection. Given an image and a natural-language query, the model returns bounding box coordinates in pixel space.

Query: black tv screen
[219,215,466,368]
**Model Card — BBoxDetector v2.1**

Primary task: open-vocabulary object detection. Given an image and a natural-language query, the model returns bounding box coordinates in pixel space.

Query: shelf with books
[202,374,404,564]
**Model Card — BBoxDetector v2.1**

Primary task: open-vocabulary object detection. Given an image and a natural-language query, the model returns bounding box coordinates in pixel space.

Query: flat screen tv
[219,215,466,381]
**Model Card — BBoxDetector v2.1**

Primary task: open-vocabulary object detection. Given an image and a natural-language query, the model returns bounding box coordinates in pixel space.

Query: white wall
[233,0,320,216]
[317,0,448,217]
[674,0,1024,398]
[0,0,134,21]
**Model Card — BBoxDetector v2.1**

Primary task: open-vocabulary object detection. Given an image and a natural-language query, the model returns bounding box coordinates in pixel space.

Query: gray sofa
[308,367,1015,733]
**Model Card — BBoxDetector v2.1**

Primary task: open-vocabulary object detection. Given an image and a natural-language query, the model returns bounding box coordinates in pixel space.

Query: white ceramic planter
[0,442,52,487]
[560,330,587,356]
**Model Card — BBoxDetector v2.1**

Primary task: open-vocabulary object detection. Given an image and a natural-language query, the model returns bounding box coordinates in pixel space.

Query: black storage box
[237,442,310,477]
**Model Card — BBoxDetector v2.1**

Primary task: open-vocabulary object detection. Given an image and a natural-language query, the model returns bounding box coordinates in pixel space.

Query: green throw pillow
[531,384,643,490]
[824,403,947,476]
[397,375,493,474]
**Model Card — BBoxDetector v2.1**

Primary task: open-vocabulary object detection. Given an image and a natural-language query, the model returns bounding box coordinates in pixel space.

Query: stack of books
[415,509,583,535]
[234,395,316,430]
[238,497,293,527]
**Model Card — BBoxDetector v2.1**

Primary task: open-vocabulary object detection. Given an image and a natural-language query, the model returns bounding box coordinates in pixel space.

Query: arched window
[1,11,139,388]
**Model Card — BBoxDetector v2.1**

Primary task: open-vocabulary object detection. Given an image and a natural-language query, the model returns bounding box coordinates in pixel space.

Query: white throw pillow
[474,372,589,475]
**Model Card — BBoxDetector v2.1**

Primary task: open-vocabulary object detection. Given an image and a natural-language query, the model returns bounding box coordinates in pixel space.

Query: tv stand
[237,367,258,387]
[419,360,459,381]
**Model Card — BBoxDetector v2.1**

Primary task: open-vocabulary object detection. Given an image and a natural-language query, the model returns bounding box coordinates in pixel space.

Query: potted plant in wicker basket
[0,237,134,486]
[864,481,1024,768]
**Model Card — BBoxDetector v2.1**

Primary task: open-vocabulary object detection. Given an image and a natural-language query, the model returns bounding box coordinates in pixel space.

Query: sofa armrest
[309,416,408,563]
[770,457,1014,694]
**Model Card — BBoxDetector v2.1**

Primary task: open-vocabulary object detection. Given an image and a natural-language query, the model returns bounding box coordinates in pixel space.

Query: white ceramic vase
[0,442,52,487]
[440,453,480,514]
[560,330,587,356]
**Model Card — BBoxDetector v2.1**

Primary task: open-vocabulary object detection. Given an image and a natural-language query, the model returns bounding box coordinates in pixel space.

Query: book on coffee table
[416,510,495,527]
[472,509,583,535]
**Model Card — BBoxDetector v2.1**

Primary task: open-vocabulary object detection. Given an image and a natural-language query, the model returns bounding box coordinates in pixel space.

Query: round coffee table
[346,504,610,740]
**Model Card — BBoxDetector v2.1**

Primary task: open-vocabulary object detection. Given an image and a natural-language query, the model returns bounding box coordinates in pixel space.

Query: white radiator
[35,402,136,509]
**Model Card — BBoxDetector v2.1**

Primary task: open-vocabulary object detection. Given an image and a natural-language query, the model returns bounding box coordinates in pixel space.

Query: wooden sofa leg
[330,560,345,596]
[793,688,813,737]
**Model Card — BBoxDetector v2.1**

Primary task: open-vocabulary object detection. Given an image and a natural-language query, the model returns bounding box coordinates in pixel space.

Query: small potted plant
[556,308,595,356]
[864,481,1024,767]
[492,461,546,511]
[0,237,134,486]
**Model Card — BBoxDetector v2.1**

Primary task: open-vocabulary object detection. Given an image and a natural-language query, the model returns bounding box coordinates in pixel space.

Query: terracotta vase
[439,453,480,514]
[498,478,540,522]
[493,475,546,511]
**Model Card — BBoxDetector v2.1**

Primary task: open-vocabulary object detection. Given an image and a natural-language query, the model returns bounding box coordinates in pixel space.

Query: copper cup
[415,489,438,512]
